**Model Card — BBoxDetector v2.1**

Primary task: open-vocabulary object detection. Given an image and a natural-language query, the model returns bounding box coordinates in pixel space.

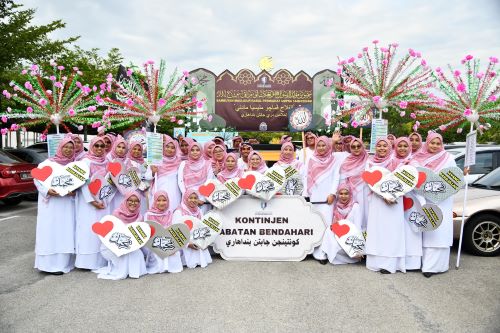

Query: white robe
[94,243,147,280]
[34,177,75,273]
[177,161,214,214]
[303,157,341,260]
[403,192,423,270]
[128,160,150,215]
[237,157,248,170]
[74,158,107,270]
[320,203,363,265]
[145,167,181,213]
[297,147,315,166]
[365,160,406,273]
[173,210,212,269]
[421,157,457,273]
[142,212,183,274]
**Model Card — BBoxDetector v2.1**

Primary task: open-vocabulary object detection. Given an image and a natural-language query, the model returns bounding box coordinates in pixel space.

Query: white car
[453,146,500,183]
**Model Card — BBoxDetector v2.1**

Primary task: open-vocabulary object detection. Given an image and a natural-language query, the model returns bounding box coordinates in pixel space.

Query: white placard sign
[47,134,66,158]
[369,118,388,153]
[213,195,326,261]
[146,132,164,165]
[465,131,477,167]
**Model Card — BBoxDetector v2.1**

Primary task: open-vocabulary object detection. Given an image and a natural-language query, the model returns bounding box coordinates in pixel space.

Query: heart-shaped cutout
[144,221,190,258]
[34,160,90,196]
[362,170,382,186]
[107,161,122,177]
[92,220,114,237]
[238,174,256,190]
[89,178,102,196]
[88,173,117,203]
[403,196,414,211]
[203,178,243,210]
[363,165,418,201]
[184,219,193,230]
[332,219,366,258]
[279,166,304,195]
[414,166,464,203]
[244,167,286,201]
[416,171,427,188]
[109,160,141,195]
[199,182,216,197]
[31,165,53,182]
[92,215,151,257]
[403,195,443,232]
[180,211,222,250]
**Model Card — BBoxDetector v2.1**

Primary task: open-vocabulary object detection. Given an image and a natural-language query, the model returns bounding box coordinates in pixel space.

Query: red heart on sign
[238,174,256,190]
[416,171,427,188]
[362,170,383,186]
[107,162,122,177]
[199,182,215,197]
[331,222,350,238]
[89,179,102,196]
[31,165,53,182]
[403,196,414,211]
[92,221,114,237]
[149,225,156,236]
[184,220,193,230]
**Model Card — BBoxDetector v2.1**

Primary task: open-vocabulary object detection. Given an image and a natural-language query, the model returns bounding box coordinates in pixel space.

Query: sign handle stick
[56,124,59,134]
[456,121,474,269]
[359,127,363,141]
[302,131,306,161]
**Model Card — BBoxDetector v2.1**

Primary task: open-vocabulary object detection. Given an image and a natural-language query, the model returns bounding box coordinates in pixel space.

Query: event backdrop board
[213,195,327,261]
[190,68,339,131]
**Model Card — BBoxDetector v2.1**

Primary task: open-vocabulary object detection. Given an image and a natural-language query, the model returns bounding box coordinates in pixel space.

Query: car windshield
[472,167,500,189]
[0,150,24,163]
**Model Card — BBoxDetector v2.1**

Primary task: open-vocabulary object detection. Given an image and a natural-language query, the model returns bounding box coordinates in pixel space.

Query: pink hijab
[211,144,227,171]
[127,140,145,164]
[409,132,423,153]
[107,135,128,162]
[307,136,335,195]
[277,142,302,169]
[391,137,412,169]
[157,135,181,177]
[68,134,85,161]
[280,135,292,144]
[413,132,450,171]
[177,189,201,219]
[340,138,368,190]
[369,137,394,170]
[217,153,243,182]
[113,192,142,224]
[50,137,75,165]
[203,141,215,160]
[333,182,356,222]
[146,190,173,227]
[180,137,194,161]
[247,151,268,173]
[85,137,107,174]
[183,142,210,190]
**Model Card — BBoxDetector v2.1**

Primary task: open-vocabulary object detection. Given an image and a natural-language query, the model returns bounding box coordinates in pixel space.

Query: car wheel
[2,197,22,206]
[463,214,500,257]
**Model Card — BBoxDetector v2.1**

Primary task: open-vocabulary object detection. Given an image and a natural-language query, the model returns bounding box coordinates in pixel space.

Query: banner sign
[186,131,239,145]
[213,195,326,261]
[146,132,163,165]
[465,130,477,167]
[47,134,65,158]
[369,118,388,153]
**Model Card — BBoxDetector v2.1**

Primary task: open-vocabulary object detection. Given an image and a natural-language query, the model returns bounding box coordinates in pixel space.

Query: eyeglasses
[94,144,105,148]
[127,199,140,204]
[351,145,362,149]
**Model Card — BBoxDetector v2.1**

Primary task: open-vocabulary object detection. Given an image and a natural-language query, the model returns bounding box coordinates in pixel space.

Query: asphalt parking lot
[0,201,499,333]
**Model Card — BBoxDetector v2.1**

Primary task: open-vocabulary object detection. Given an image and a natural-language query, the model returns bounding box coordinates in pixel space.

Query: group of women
[34,130,458,279]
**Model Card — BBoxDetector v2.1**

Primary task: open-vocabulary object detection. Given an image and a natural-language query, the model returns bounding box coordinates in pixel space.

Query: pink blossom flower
[50,60,57,66]
[82,86,91,95]
[409,49,416,57]
[339,60,347,65]
[1,128,7,135]
[68,108,75,116]
[177,119,184,125]
[453,70,461,77]
[88,106,97,112]
[158,98,166,107]
[463,108,472,116]
[489,71,496,78]
[72,67,79,71]
[30,64,38,71]
[77,125,83,131]
[357,53,362,58]
[488,95,497,102]
[91,121,101,128]
[330,91,336,98]
[372,40,379,44]
[479,124,485,131]
[7,107,11,112]
[415,121,420,126]
[77,71,83,76]
[461,60,466,64]
[351,121,359,128]
[412,124,418,131]
[46,90,52,95]
[435,67,442,73]
[49,75,56,81]
[391,43,399,48]
[26,106,33,113]
[373,96,381,104]
[456,83,466,93]
[456,127,463,134]
[76,81,82,88]
[182,70,189,77]
[348,57,355,63]
[416,52,421,58]
[465,55,473,61]
[170,116,176,122]
[362,47,368,52]
[57,65,65,70]
[10,124,19,131]
[325,78,333,87]
[39,98,47,106]
[489,56,499,64]
[437,98,445,106]
[338,99,345,107]
[40,133,47,141]
[196,101,204,108]
[439,125,447,131]
[92,86,97,92]
[399,101,408,109]
[476,72,484,79]
[54,82,63,88]
[126,69,133,76]
[421,59,427,66]
[126,99,134,106]
[1,116,7,123]
[342,122,348,128]
[380,47,388,52]
[24,82,33,90]
[207,115,213,122]
[147,60,154,65]
[21,70,27,75]
[336,68,342,75]
[99,83,106,91]
[410,113,416,119]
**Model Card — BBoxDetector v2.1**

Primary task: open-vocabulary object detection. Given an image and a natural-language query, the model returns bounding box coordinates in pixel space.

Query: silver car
[453,167,500,256]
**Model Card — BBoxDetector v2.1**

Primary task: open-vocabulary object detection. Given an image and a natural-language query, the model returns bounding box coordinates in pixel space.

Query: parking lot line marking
[0,216,19,222]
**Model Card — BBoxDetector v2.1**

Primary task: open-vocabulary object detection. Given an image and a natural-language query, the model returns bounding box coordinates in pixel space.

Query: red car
[0,149,38,206]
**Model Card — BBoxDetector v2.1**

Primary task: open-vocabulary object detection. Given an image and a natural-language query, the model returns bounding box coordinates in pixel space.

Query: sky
[18,0,500,75]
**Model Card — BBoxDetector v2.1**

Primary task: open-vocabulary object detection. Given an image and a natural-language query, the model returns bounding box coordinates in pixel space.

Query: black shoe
[423,272,434,278]
[380,269,391,274]
[319,259,328,265]
[48,271,64,275]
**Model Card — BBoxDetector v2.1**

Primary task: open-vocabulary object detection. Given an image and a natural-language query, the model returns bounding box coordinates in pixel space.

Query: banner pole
[359,127,363,141]
[302,131,306,161]
[456,122,474,269]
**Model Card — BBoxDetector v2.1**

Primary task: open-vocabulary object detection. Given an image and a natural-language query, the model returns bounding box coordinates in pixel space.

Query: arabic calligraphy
[225,238,300,247]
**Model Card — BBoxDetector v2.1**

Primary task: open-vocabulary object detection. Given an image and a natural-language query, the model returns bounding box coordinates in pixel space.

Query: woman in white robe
[143,190,183,274]
[94,192,147,280]
[145,135,182,213]
[106,135,128,214]
[246,151,268,174]
[174,190,212,269]
[303,136,340,263]
[320,183,363,265]
[34,137,77,274]
[413,132,458,278]
[365,137,406,274]
[127,140,150,214]
[75,137,108,270]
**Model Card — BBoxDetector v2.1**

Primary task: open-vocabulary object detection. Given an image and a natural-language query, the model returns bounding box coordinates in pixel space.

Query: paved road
[0,201,499,333]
